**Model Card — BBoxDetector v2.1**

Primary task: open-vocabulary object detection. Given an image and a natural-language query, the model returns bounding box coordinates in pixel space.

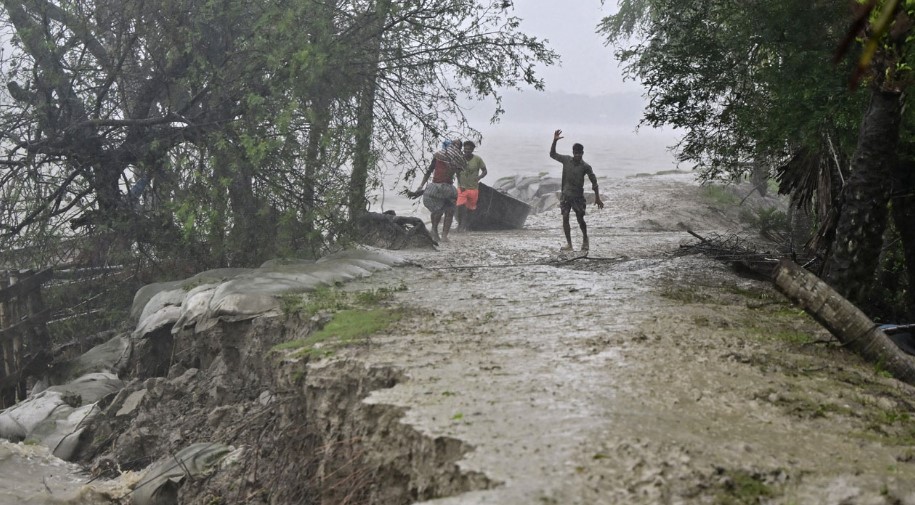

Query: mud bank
[1,258,495,505]
[88,316,496,504]
[334,173,915,504]
[7,172,915,505]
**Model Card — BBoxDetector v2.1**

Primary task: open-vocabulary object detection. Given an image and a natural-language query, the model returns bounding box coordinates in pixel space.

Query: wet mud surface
[342,173,915,504]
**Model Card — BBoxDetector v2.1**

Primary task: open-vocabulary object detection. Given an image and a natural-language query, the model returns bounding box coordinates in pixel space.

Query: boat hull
[462,182,532,230]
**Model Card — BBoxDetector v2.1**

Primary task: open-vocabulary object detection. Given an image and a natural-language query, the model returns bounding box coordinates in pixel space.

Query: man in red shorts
[456,140,488,231]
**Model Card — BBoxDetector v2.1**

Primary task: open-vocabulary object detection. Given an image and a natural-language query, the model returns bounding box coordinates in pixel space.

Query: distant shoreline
[463,90,654,129]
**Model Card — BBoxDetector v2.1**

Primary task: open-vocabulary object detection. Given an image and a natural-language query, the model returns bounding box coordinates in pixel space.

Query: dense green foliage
[600,0,915,317]
[600,0,866,182]
[0,0,556,271]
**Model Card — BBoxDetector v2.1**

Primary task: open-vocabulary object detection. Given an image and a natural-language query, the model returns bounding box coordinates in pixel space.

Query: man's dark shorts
[560,196,587,216]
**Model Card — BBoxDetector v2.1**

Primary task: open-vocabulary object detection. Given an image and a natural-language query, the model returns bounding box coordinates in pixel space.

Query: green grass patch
[273,308,403,358]
[724,284,775,302]
[767,179,779,195]
[714,470,776,504]
[777,397,836,419]
[279,286,350,317]
[280,283,406,318]
[659,286,712,304]
[875,367,894,379]
[808,402,846,419]
[749,329,814,345]
[737,206,789,235]
[770,306,808,319]
[858,426,915,446]
[701,184,740,207]
[878,409,910,424]
[354,283,407,305]
[755,207,788,233]
[860,407,915,445]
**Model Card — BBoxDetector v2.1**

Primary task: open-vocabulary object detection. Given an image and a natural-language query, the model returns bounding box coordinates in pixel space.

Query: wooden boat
[461,182,532,230]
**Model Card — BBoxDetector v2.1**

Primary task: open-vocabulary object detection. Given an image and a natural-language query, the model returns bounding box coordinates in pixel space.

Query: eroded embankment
[84,315,493,504]
[289,359,494,504]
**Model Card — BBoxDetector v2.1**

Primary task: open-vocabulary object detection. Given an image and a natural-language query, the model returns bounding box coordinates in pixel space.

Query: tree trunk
[92,156,124,217]
[773,259,915,385]
[303,108,329,252]
[298,0,338,256]
[215,147,268,266]
[349,0,392,220]
[228,163,263,266]
[824,90,902,304]
[892,157,915,316]
[787,191,813,253]
[750,159,769,197]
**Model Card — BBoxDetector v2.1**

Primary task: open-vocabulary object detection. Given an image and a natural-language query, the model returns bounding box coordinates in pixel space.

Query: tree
[823,1,913,309]
[893,150,915,313]
[0,0,557,270]
[599,0,915,314]
[349,0,392,219]
[0,0,312,265]
[600,0,864,182]
[346,0,558,217]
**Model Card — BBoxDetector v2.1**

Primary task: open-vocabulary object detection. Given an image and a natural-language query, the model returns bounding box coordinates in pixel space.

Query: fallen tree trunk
[772,259,915,385]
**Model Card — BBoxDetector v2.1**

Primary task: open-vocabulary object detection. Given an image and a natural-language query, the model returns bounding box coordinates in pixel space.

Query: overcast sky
[509,1,638,96]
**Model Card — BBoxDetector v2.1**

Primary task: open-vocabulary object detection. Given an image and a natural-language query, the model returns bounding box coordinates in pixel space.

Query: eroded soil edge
[85,316,494,504]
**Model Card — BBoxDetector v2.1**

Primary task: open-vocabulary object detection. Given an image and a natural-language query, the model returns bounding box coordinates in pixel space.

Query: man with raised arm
[549,129,604,252]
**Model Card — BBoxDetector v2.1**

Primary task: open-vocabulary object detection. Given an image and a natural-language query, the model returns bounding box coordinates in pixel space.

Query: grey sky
[510,1,638,96]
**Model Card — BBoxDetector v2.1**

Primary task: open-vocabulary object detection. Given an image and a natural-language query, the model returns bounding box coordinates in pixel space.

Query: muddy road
[341,173,915,504]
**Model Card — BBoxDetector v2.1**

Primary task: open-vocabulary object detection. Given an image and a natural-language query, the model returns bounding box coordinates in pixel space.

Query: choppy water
[370,122,683,217]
